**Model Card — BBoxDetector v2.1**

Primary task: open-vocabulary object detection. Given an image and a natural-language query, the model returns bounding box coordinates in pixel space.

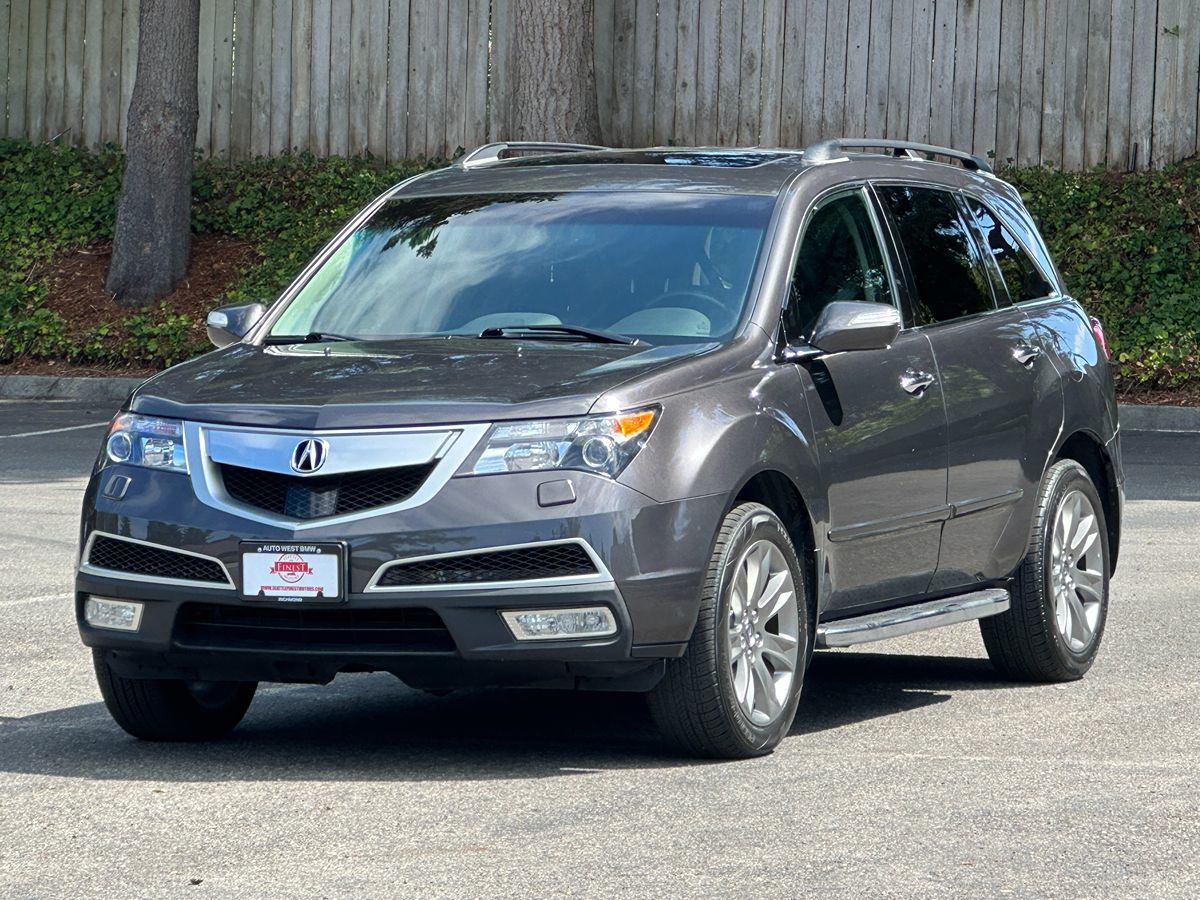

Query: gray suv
[77,140,1122,758]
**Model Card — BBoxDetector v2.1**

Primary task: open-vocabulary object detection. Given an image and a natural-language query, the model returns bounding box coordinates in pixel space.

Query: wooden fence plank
[250,0,273,157]
[118,0,138,143]
[906,0,935,142]
[631,0,656,145]
[405,0,429,152]
[1061,0,1088,170]
[81,0,103,146]
[799,0,826,145]
[229,0,254,157]
[444,0,467,155]
[1040,0,1067,166]
[327,0,350,156]
[489,0,511,140]
[5,0,28,139]
[1176,0,1200,162]
[426,0,448,156]
[271,0,293,156]
[1105,0,1133,168]
[210,0,234,158]
[657,0,681,145]
[309,0,331,154]
[195,0,216,155]
[464,0,488,148]
[929,0,956,146]
[1015,0,1043,165]
[673,0,700,145]
[385,0,410,155]
[1083,0,1111,167]
[347,0,369,155]
[972,0,1001,162]
[843,0,870,138]
[24,0,45,142]
[99,0,122,144]
[693,0,720,145]
[375,0,399,156]
[1151,0,1178,168]
[758,0,785,145]
[64,0,85,143]
[821,0,849,138]
[994,0,1022,167]
[779,0,805,147]
[44,0,66,140]
[949,0,977,149]
[865,0,893,139]
[0,0,8,138]
[737,0,764,145]
[290,0,313,153]
[716,0,743,145]
[594,0,614,141]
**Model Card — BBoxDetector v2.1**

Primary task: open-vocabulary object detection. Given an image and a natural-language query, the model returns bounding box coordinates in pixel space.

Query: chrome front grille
[86,535,230,585]
[219,462,436,520]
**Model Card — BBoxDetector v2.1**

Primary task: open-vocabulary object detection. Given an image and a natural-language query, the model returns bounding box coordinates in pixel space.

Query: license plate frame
[239,541,346,603]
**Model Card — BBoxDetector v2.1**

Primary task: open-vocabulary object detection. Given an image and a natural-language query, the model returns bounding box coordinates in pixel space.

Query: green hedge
[1,139,1197,386]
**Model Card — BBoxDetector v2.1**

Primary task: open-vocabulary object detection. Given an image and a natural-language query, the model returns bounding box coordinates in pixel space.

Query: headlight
[103,414,188,474]
[470,408,658,478]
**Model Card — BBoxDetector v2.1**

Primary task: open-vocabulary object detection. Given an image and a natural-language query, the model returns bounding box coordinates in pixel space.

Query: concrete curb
[2,374,1198,433]
[0,374,147,404]
[1117,403,1200,434]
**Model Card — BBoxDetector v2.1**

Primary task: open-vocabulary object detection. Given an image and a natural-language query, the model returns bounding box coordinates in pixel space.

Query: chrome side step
[815,588,1011,649]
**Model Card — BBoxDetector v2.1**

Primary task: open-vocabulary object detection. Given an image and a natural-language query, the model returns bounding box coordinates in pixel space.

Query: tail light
[1089,316,1111,360]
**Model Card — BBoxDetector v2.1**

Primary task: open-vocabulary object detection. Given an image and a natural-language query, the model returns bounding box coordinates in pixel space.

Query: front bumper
[77,465,726,687]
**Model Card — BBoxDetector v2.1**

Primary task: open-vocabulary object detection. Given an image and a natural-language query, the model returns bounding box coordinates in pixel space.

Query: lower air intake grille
[219,462,436,520]
[173,603,454,653]
[88,535,229,585]
[376,543,599,587]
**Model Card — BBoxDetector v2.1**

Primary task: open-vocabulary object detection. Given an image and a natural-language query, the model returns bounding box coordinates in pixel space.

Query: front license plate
[240,542,344,602]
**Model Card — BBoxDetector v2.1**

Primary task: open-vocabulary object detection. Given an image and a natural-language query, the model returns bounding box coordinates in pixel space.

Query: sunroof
[498,149,795,169]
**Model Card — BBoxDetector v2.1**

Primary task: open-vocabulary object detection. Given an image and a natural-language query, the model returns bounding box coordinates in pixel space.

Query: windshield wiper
[262,331,360,345]
[478,324,640,346]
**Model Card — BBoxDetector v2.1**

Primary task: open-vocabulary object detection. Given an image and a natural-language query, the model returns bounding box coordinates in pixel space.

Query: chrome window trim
[364,538,614,593]
[80,531,235,590]
[183,421,490,531]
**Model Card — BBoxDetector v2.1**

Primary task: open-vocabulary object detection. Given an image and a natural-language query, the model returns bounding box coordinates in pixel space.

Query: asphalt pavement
[0,400,1197,898]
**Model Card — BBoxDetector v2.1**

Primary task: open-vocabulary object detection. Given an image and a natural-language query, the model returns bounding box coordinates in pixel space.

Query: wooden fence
[1,0,1198,170]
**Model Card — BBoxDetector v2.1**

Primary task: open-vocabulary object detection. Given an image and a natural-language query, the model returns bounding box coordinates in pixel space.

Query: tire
[981,460,1110,682]
[93,650,257,741]
[648,502,809,759]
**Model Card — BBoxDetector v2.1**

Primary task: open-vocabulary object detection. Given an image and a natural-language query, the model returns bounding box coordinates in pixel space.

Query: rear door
[786,187,948,613]
[874,184,1061,591]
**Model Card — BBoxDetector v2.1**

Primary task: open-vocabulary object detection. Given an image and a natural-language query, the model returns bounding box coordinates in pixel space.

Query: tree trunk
[509,0,602,145]
[106,0,201,307]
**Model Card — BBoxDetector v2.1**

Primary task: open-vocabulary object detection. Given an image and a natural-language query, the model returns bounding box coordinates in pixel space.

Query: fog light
[84,597,144,632]
[501,606,617,641]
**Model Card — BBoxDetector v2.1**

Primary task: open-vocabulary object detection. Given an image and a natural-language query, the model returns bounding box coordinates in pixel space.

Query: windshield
[268,191,775,345]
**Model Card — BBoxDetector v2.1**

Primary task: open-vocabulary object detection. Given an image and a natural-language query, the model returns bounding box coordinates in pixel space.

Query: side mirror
[206,302,266,348]
[807,301,901,354]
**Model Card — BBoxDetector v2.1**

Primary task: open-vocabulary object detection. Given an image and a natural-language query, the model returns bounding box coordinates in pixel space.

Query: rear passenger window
[784,190,894,340]
[965,198,1056,303]
[877,185,996,325]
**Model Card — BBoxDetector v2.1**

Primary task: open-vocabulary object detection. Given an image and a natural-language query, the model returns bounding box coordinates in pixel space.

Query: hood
[129,338,714,429]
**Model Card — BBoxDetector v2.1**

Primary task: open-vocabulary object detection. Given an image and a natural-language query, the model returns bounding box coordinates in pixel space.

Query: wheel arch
[1054,430,1120,573]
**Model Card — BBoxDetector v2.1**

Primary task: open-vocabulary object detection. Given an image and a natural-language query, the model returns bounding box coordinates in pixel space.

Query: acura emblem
[291,438,329,474]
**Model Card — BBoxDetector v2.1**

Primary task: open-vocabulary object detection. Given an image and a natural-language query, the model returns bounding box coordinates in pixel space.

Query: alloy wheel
[726,539,800,726]
[1049,489,1105,653]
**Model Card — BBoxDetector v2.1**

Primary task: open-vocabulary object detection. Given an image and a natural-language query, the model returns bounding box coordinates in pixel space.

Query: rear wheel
[648,502,808,758]
[981,460,1110,682]
[93,650,257,741]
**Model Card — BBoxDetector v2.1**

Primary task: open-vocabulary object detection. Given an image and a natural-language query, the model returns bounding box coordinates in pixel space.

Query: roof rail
[802,138,993,174]
[458,141,609,170]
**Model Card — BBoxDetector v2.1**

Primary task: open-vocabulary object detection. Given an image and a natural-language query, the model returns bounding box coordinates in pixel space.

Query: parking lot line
[0,422,107,440]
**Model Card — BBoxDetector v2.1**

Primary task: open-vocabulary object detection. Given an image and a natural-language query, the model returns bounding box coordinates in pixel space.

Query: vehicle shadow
[0,651,1018,782]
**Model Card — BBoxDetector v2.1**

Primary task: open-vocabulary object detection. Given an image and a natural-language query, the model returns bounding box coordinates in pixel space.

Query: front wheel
[648,502,809,758]
[981,460,1110,682]
[93,650,257,741]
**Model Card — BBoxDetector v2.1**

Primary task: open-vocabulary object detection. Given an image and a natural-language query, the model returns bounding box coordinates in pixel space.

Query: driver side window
[784,190,895,342]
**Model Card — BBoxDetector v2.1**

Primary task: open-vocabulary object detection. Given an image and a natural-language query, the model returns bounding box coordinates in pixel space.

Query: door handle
[900,369,936,395]
[1013,344,1042,367]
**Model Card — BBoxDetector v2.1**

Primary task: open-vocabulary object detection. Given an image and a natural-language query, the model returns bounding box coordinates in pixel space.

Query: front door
[785,188,949,613]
